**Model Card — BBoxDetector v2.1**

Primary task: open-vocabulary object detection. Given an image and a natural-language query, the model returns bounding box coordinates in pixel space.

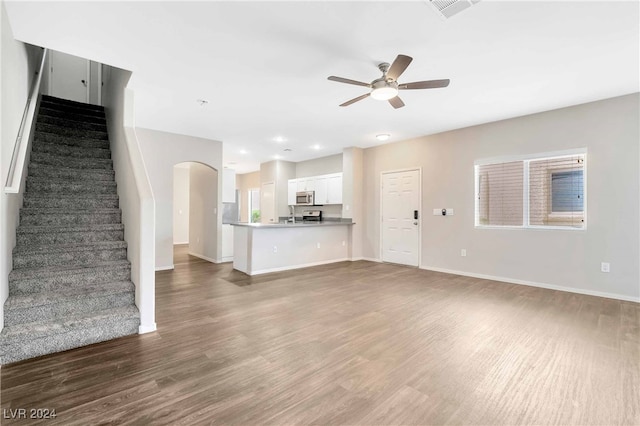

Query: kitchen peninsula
[231,220,354,275]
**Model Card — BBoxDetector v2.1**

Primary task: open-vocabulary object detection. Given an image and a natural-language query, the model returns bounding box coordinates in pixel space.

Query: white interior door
[381,169,421,266]
[261,182,276,224]
[50,50,90,103]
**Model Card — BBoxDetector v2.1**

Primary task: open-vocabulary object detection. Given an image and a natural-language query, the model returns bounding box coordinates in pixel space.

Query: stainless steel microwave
[295,191,315,206]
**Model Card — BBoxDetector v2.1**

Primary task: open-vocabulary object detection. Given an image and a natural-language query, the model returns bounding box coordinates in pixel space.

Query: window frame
[474,149,587,231]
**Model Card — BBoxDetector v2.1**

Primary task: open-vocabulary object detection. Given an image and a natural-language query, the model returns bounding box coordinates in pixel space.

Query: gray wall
[295,154,342,178]
[362,94,639,301]
[0,4,42,331]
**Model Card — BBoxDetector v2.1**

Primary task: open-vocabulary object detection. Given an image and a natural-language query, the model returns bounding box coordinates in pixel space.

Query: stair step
[28,163,115,181]
[0,305,140,365]
[30,151,113,170]
[9,260,131,295]
[41,95,105,113]
[32,141,111,159]
[13,241,127,269]
[20,208,121,226]
[36,122,108,141]
[37,101,105,119]
[38,106,107,125]
[17,223,124,245]
[37,115,107,132]
[34,130,110,149]
[23,194,119,209]
[26,177,117,195]
[4,281,135,327]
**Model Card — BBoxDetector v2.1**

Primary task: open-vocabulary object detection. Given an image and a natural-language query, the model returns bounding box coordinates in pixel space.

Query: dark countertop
[230,220,354,228]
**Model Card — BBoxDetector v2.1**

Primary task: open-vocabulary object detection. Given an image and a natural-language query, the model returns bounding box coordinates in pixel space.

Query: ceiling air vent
[426,0,482,19]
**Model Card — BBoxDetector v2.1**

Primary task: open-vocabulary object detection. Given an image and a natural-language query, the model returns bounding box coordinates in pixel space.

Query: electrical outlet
[273,246,278,253]
[433,209,441,216]
[316,243,321,249]
[601,262,610,273]
[446,208,454,216]
[342,241,346,246]
[461,249,467,257]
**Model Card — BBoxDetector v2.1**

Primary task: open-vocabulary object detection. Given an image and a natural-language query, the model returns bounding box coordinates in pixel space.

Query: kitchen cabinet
[222,224,234,261]
[287,173,343,205]
[296,178,315,192]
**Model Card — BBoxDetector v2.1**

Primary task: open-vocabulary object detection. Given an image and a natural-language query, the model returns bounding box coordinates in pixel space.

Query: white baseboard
[139,323,157,334]
[173,241,189,245]
[155,265,174,271]
[220,256,233,263]
[188,252,217,263]
[251,258,351,275]
[360,257,382,263]
[420,265,640,303]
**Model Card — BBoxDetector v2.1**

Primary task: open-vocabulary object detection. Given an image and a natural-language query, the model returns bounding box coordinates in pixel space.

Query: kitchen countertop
[231,220,354,228]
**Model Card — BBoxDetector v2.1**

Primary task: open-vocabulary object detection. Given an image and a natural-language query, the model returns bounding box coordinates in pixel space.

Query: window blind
[475,152,586,229]
[476,161,523,226]
[529,155,585,228]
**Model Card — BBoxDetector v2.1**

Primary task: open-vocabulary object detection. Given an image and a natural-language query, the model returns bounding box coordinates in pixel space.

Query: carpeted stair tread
[13,240,127,255]
[33,131,110,149]
[17,223,124,235]
[26,177,118,194]
[0,305,139,344]
[38,107,107,124]
[5,282,134,310]
[37,115,107,132]
[30,151,113,169]
[36,122,108,140]
[28,163,116,181]
[9,259,130,282]
[41,95,105,110]
[23,194,119,209]
[31,141,111,159]
[4,282,135,327]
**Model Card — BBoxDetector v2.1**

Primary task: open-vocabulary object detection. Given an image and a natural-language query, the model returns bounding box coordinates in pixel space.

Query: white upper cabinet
[288,173,343,205]
[222,169,236,203]
[326,173,343,204]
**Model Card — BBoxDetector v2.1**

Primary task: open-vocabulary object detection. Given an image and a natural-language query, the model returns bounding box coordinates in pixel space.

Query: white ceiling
[5,1,639,173]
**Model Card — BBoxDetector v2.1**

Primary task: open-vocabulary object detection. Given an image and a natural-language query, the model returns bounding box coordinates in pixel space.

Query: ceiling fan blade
[399,79,450,90]
[340,93,370,107]
[386,55,413,81]
[388,96,405,109]
[328,76,371,88]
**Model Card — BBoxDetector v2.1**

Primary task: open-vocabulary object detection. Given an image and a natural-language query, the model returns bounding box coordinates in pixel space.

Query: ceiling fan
[327,54,450,109]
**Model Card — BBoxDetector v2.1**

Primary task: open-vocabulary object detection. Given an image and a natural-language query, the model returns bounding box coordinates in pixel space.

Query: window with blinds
[475,152,586,229]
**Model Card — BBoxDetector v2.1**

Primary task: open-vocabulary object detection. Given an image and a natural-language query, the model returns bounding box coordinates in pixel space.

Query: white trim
[379,167,422,267]
[173,241,189,245]
[250,258,351,275]
[220,256,234,263]
[155,265,174,271]
[188,252,217,263]
[138,323,157,334]
[420,265,640,303]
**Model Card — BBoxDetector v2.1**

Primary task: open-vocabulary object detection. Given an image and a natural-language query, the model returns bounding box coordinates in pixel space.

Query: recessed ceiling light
[239,149,247,154]
[311,144,321,150]
[376,134,391,141]
[273,154,282,160]
[273,136,287,143]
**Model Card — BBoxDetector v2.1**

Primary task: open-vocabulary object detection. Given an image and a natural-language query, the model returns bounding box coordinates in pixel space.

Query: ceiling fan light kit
[328,54,450,109]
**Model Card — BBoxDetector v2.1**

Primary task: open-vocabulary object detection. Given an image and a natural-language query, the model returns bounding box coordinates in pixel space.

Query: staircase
[0,95,140,365]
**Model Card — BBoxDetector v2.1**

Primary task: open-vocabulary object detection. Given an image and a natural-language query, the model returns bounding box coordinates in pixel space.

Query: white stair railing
[4,48,48,193]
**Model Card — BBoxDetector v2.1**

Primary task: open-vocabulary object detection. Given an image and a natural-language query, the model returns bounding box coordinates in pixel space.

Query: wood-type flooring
[1,244,639,425]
